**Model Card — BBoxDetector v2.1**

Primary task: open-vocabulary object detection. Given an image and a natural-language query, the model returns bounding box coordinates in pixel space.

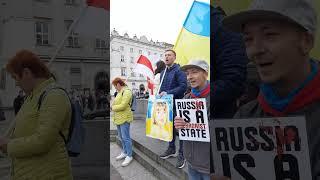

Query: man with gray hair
[221,0,320,179]
[175,60,211,180]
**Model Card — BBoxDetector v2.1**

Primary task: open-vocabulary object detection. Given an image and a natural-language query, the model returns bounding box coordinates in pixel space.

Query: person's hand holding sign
[159,91,167,97]
[174,116,187,129]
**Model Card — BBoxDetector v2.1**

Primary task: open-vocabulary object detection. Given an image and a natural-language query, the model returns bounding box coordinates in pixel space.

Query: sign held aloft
[146,95,173,142]
[175,98,210,142]
[212,116,312,180]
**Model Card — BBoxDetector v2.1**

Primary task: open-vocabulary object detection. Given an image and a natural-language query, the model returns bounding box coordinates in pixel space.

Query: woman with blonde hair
[150,100,171,141]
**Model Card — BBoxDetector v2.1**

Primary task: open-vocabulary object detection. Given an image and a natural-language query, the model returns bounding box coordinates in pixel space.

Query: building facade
[0,0,109,108]
[110,29,172,95]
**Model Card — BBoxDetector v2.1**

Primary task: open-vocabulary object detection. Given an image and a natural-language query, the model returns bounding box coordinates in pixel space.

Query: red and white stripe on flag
[87,0,109,10]
[134,55,155,80]
[75,0,109,38]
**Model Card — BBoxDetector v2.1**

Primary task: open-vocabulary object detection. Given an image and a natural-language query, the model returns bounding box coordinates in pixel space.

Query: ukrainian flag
[174,1,210,68]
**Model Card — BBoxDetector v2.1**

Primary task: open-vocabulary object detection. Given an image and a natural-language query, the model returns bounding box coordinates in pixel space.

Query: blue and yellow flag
[174,1,210,68]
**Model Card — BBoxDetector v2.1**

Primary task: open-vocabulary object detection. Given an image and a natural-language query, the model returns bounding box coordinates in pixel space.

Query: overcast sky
[111,0,210,44]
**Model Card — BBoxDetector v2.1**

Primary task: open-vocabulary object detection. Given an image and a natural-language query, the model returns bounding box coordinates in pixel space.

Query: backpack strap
[121,89,133,106]
[37,87,71,144]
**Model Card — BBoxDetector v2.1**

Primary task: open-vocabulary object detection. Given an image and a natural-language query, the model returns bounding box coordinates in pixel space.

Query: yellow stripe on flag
[173,28,210,78]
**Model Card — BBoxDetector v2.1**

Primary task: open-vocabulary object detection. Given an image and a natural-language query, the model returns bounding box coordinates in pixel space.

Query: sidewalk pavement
[110,143,158,180]
[0,157,10,179]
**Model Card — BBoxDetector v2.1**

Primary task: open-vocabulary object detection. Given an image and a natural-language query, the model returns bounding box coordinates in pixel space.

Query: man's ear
[300,32,314,56]
[204,71,209,78]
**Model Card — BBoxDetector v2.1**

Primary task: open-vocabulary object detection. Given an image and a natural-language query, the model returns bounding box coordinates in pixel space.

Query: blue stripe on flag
[183,1,210,37]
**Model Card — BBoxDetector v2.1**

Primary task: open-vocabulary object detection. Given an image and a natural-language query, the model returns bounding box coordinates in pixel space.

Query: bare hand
[174,116,187,129]
[159,91,167,97]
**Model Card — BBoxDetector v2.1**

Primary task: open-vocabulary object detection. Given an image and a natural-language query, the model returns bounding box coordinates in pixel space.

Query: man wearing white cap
[175,60,211,180]
[222,0,320,179]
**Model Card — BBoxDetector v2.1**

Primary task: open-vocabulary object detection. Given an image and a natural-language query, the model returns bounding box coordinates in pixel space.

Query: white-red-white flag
[134,55,155,95]
[134,55,155,80]
[75,0,109,38]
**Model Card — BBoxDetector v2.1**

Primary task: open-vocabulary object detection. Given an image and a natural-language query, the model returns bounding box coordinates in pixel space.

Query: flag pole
[47,6,88,67]
[3,6,89,137]
[157,67,167,95]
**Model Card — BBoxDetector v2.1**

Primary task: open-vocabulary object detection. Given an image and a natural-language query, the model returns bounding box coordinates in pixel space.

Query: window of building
[140,74,143,77]
[35,20,50,46]
[95,39,107,49]
[130,48,134,53]
[154,53,157,56]
[70,67,81,89]
[121,55,125,62]
[148,51,151,55]
[0,68,6,90]
[132,82,136,86]
[139,50,142,54]
[160,54,163,57]
[131,68,135,77]
[34,0,50,3]
[121,68,126,76]
[65,20,79,48]
[130,57,134,63]
[65,0,75,5]
[120,46,124,51]
[34,0,51,3]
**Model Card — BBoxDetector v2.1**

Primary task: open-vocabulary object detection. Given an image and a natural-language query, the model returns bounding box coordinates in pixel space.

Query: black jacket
[211,7,248,118]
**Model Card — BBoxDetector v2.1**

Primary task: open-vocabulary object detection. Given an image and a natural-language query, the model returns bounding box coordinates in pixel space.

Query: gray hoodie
[183,93,211,174]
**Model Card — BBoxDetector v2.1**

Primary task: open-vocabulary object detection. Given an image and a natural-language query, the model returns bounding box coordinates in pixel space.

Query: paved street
[72,118,109,180]
[110,143,158,180]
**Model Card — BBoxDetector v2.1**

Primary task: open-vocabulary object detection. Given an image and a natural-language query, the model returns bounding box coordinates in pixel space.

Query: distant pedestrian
[0,98,5,121]
[88,91,95,111]
[153,60,166,94]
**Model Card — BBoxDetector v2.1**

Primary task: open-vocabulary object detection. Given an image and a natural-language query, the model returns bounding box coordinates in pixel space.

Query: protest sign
[175,98,210,142]
[212,116,312,180]
[146,95,173,142]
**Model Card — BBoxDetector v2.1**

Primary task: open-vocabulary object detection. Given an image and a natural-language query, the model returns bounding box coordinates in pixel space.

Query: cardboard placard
[212,117,312,180]
[146,95,173,142]
[175,98,210,142]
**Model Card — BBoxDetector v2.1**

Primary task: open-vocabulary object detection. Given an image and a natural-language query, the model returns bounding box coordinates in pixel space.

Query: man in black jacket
[211,6,248,119]
[210,5,248,178]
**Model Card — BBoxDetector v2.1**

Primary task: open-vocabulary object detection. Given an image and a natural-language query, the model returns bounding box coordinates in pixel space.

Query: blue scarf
[260,60,318,111]
[191,81,210,97]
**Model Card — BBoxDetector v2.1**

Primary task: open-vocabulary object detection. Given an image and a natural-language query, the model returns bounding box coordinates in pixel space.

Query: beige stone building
[0,0,109,108]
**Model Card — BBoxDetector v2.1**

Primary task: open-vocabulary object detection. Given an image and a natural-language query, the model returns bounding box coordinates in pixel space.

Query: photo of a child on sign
[146,95,173,142]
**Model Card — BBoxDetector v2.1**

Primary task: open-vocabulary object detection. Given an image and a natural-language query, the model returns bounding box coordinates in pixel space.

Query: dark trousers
[168,127,184,155]
[168,110,183,156]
